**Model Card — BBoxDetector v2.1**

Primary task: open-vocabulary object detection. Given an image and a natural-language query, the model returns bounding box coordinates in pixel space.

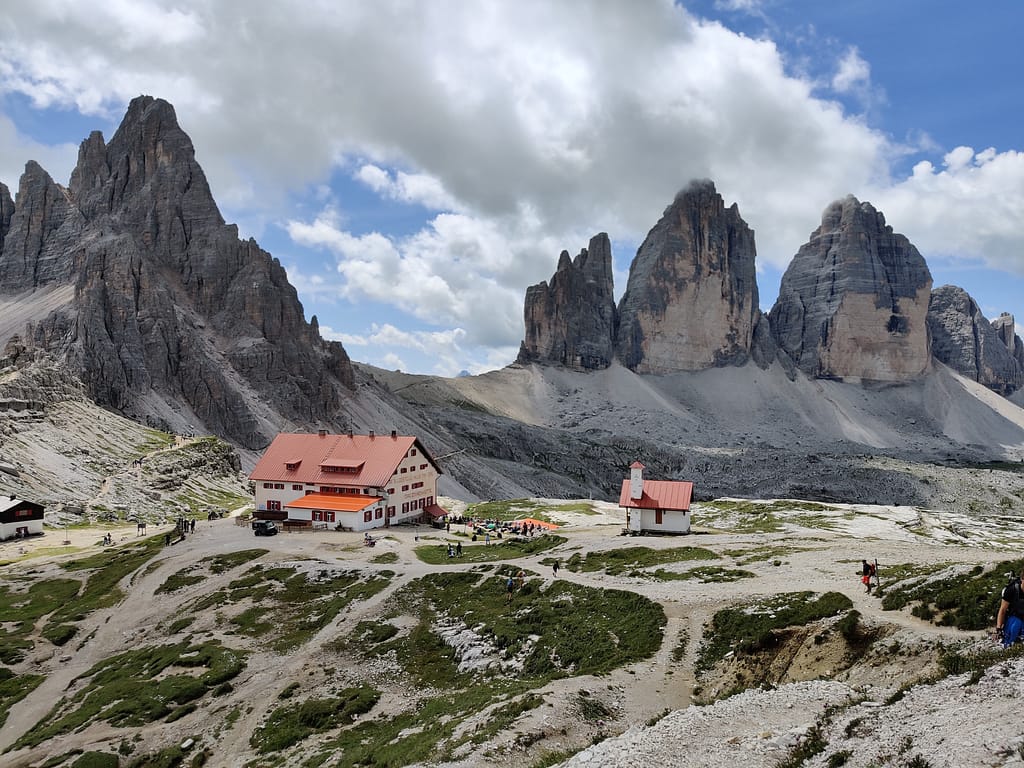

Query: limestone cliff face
[0,162,84,290]
[0,183,13,258]
[517,233,617,369]
[928,286,1022,394]
[0,96,354,448]
[615,180,759,373]
[769,196,932,382]
[992,313,1024,373]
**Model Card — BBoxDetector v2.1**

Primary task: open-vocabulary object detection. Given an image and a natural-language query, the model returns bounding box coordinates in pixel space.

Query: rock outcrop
[992,313,1024,372]
[615,180,759,374]
[0,162,83,290]
[0,96,355,448]
[929,293,1022,395]
[769,196,932,382]
[517,233,617,369]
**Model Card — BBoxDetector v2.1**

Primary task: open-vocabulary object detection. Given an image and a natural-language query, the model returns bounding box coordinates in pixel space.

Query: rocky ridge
[0,96,355,449]
[928,285,1023,395]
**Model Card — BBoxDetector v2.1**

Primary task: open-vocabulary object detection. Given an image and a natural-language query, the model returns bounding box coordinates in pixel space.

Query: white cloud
[354,164,461,212]
[871,146,1024,272]
[832,47,870,94]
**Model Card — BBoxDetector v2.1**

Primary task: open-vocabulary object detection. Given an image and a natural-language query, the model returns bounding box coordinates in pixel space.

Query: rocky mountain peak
[517,232,617,369]
[615,179,759,373]
[0,96,354,449]
[928,285,1022,394]
[769,195,932,382]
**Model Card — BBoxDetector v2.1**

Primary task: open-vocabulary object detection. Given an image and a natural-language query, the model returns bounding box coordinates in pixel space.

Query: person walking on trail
[552,560,560,577]
[505,576,515,603]
[861,560,877,593]
[997,569,1024,647]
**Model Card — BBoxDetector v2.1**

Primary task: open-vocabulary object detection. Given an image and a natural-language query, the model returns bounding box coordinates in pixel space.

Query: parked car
[252,520,278,536]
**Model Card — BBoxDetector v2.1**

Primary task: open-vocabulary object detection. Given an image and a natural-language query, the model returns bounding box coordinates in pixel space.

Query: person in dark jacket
[997,569,1024,647]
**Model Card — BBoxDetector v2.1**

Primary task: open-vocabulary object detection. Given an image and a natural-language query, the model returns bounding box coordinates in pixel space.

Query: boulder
[769,196,932,382]
[517,232,617,369]
[616,179,759,373]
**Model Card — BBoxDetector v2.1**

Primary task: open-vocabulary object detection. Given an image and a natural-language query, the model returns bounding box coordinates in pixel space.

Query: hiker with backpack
[996,569,1024,648]
[861,559,877,593]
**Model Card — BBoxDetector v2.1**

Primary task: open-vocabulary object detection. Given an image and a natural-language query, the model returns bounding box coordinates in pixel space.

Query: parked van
[252,520,278,536]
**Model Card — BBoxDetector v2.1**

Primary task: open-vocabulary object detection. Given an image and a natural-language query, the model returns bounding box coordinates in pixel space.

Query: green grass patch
[879,561,1011,630]
[464,499,554,523]
[12,640,247,749]
[201,565,393,652]
[0,577,81,661]
[371,551,399,564]
[251,688,380,753]
[0,667,45,727]
[565,546,717,575]
[647,566,755,583]
[697,591,854,673]
[696,499,834,533]
[415,536,565,564]
[70,752,120,768]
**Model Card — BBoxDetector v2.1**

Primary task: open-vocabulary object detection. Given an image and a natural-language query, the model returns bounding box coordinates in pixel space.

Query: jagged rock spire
[518,232,617,370]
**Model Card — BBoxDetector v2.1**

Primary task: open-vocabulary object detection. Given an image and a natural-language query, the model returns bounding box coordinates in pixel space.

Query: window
[268,500,281,511]
[376,508,384,519]
[388,488,395,494]
[388,507,396,518]
[420,463,427,470]
[402,502,409,513]
[306,489,314,495]
[274,483,284,490]
[401,485,408,492]
[400,467,407,474]
[292,484,303,490]
[411,449,417,456]
[412,481,423,490]
[427,496,433,506]
[313,511,323,522]
[364,510,372,522]
[325,511,335,523]
[15,508,34,517]
[262,482,272,488]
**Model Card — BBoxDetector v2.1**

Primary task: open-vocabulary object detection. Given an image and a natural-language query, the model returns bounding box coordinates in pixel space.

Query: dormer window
[320,459,364,474]
[284,458,302,472]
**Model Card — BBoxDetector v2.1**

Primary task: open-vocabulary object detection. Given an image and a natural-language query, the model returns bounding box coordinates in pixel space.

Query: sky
[0,1,1022,376]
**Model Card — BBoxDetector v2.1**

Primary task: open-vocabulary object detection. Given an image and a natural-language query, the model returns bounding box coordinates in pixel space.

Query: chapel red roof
[250,432,441,488]
[618,479,693,511]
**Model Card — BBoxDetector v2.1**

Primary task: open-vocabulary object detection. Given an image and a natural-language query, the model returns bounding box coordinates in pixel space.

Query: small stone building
[0,495,45,540]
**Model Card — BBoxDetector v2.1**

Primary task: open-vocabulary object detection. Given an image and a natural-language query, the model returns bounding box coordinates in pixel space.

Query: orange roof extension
[249,432,442,488]
[284,493,382,512]
[618,479,693,511]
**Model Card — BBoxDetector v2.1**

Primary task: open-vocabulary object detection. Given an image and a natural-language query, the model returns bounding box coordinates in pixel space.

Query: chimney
[629,461,645,500]
[369,430,375,439]
[348,429,353,438]
[391,430,397,439]
[317,429,327,438]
